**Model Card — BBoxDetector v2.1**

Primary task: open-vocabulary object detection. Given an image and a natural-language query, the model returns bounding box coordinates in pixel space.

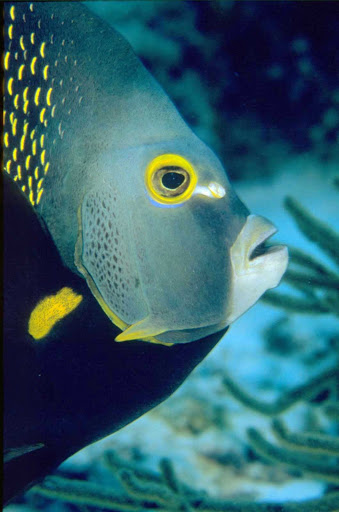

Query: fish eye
[160,168,186,190]
[146,154,197,204]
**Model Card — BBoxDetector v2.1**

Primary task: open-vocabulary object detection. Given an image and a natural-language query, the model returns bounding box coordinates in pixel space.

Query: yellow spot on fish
[30,32,35,45]
[8,78,14,96]
[6,160,12,174]
[20,134,26,151]
[29,190,35,205]
[25,155,31,170]
[43,65,49,81]
[10,112,15,125]
[29,4,34,12]
[40,42,46,58]
[28,176,33,190]
[30,129,35,140]
[51,105,56,117]
[10,5,15,21]
[8,25,14,40]
[18,64,25,80]
[40,108,46,123]
[44,162,50,175]
[20,35,25,51]
[14,175,18,182]
[3,111,6,124]
[46,87,52,106]
[23,86,29,101]
[38,19,41,29]
[14,94,19,109]
[37,188,43,204]
[23,101,29,114]
[4,133,9,148]
[34,87,41,106]
[24,50,28,61]
[34,166,39,180]
[32,139,37,155]
[24,122,29,135]
[13,148,18,162]
[30,56,37,75]
[14,52,18,61]
[41,149,46,165]
[44,119,48,128]
[28,288,83,340]
[12,118,17,136]
[37,178,43,190]
[17,165,22,180]
[21,185,26,192]
[40,134,45,148]
[4,52,10,70]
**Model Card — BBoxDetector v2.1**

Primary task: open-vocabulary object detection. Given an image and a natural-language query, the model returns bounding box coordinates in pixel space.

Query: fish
[3,171,227,503]
[3,2,288,346]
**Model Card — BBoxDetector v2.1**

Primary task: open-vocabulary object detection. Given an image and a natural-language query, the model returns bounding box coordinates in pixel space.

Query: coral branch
[272,419,339,456]
[288,246,339,279]
[261,290,331,314]
[284,197,339,267]
[284,269,339,291]
[29,474,339,512]
[29,476,139,511]
[248,428,339,484]
[223,368,338,416]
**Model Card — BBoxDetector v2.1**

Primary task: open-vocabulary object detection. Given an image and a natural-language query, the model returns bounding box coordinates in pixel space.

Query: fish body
[3,172,226,503]
[3,2,288,345]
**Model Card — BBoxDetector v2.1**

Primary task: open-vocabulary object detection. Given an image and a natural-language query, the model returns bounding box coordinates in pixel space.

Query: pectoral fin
[115,317,169,344]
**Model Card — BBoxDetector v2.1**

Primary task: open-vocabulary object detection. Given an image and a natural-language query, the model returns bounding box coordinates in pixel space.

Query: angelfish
[3,2,288,345]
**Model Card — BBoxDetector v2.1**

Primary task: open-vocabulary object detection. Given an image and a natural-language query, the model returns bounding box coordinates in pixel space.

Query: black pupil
[161,171,185,189]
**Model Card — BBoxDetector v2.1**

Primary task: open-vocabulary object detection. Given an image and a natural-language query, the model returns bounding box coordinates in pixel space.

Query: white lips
[225,214,289,325]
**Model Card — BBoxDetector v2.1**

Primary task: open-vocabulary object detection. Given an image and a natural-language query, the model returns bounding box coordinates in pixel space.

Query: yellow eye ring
[145,154,197,205]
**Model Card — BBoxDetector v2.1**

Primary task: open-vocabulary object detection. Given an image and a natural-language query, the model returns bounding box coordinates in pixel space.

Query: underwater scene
[3,1,338,512]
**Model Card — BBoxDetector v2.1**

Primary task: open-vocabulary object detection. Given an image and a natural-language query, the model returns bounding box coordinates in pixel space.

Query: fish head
[75,135,288,344]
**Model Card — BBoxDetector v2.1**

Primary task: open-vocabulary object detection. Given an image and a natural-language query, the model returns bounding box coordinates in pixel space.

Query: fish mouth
[226,214,288,326]
[248,225,286,262]
[230,213,288,278]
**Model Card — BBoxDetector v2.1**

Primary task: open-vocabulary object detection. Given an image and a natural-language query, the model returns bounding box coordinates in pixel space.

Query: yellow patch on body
[28,287,83,340]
